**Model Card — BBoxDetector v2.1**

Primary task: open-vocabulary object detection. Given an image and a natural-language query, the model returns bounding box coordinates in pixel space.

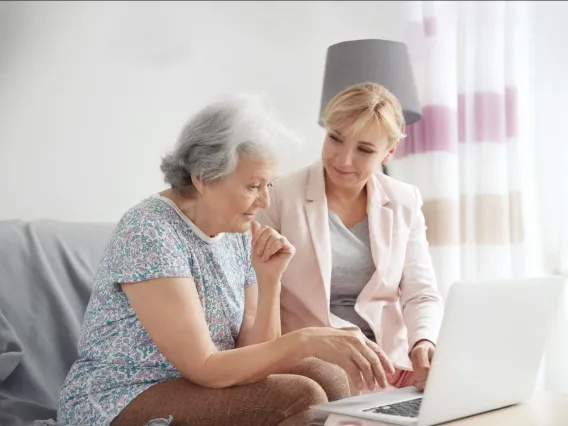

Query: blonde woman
[256,83,444,393]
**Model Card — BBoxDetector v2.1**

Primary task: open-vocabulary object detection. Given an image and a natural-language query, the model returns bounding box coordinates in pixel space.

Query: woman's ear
[382,140,399,165]
[191,175,205,195]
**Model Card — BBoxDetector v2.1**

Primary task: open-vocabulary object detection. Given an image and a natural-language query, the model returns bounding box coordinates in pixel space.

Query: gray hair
[161,93,299,196]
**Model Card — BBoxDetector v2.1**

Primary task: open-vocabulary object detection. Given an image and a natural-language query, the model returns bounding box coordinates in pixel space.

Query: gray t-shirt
[329,210,376,339]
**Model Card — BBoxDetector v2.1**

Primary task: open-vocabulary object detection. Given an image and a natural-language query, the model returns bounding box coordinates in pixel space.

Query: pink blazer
[256,161,444,369]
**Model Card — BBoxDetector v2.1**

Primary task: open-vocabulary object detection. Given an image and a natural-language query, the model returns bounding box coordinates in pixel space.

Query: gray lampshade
[319,39,421,127]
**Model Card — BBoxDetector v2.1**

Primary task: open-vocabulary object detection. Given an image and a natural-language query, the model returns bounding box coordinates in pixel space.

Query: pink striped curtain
[389,1,527,298]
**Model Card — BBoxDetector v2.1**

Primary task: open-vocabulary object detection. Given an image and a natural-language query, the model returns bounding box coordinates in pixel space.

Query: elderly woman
[255,83,445,393]
[57,95,395,426]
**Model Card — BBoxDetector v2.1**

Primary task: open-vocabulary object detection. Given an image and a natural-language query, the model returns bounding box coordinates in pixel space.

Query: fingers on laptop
[341,354,365,392]
[354,345,385,390]
[346,336,393,391]
[411,347,431,390]
[365,339,395,375]
[413,379,426,391]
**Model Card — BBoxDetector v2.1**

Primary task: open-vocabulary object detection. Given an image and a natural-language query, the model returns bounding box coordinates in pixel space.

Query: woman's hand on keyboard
[410,339,436,390]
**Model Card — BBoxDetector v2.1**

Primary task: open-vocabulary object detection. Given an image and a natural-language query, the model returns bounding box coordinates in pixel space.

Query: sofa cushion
[0,220,115,426]
[0,310,23,382]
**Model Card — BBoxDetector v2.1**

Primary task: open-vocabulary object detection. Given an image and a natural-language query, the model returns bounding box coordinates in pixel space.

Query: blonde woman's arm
[399,186,445,351]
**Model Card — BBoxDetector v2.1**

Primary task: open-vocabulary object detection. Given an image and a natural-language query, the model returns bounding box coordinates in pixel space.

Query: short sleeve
[241,232,257,289]
[108,210,193,284]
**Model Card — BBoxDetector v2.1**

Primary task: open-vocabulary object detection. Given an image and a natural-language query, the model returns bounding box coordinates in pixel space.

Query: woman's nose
[256,187,271,209]
[336,146,354,167]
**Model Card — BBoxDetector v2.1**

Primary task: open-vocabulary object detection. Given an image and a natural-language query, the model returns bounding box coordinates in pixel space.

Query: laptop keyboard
[363,397,423,418]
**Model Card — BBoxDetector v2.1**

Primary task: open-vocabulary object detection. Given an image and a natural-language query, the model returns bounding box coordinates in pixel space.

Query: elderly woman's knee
[275,374,328,411]
[286,358,351,402]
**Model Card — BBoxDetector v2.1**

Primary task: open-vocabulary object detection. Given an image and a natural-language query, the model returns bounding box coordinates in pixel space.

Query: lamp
[319,38,421,137]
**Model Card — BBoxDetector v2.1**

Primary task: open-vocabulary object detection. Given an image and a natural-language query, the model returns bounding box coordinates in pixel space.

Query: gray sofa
[0,220,116,426]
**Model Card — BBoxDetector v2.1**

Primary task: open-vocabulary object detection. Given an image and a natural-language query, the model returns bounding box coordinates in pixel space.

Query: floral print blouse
[57,195,256,425]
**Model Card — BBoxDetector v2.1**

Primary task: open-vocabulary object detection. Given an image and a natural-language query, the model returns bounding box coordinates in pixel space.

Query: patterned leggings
[111,358,351,426]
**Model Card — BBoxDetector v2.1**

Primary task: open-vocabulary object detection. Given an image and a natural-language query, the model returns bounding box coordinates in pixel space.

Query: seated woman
[255,83,445,393]
[57,95,394,426]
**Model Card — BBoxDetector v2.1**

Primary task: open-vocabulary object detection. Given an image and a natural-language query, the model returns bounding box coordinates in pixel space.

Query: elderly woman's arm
[122,277,294,389]
[236,280,281,347]
[122,276,393,390]
[399,187,445,351]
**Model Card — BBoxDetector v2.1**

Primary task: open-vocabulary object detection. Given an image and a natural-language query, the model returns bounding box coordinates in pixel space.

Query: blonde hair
[323,82,406,145]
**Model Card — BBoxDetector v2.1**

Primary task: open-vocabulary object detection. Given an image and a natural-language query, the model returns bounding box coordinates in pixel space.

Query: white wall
[0,1,404,222]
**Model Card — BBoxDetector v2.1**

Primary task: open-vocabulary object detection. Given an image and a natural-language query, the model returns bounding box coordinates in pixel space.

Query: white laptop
[312,276,566,426]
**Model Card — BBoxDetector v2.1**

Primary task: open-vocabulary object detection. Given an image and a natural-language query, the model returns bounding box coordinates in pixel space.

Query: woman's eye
[358,148,374,154]
[329,134,341,142]
[251,183,273,190]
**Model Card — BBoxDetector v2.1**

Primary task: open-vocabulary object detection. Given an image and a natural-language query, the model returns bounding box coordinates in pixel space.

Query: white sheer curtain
[390,0,568,393]
[389,1,535,299]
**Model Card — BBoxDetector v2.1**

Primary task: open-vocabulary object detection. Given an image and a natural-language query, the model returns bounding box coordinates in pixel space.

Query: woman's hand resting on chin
[251,221,295,282]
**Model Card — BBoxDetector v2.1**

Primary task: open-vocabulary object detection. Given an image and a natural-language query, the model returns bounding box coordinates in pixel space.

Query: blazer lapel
[304,162,332,311]
[359,173,393,303]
